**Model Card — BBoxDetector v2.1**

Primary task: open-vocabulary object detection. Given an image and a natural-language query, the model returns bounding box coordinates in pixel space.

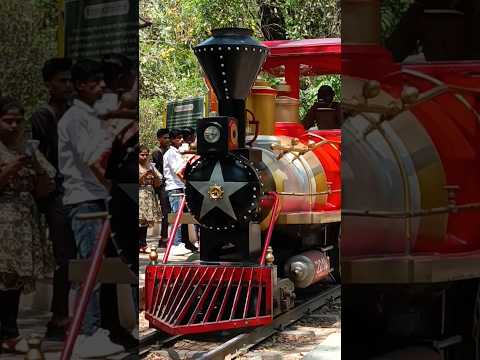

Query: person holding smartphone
[0,96,55,353]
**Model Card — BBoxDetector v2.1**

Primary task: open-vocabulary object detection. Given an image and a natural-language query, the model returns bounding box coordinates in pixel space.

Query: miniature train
[144,28,341,335]
[146,5,480,358]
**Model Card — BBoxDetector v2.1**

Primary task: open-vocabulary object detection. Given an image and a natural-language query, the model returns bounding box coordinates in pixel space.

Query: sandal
[1,336,29,353]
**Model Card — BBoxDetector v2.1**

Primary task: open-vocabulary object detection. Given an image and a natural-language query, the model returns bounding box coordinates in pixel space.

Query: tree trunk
[257,0,287,40]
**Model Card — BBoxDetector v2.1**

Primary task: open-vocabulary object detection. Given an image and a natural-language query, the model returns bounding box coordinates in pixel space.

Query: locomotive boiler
[341,1,480,359]
[144,28,341,335]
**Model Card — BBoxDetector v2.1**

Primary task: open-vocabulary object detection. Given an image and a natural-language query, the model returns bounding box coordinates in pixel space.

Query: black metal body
[196,116,238,155]
[218,100,245,147]
[186,28,269,262]
[193,28,268,149]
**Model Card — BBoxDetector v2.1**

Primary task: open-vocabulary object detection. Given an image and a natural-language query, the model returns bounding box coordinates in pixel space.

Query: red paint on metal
[163,195,186,262]
[255,270,263,317]
[243,269,254,318]
[260,192,282,266]
[230,268,245,320]
[340,42,480,258]
[145,264,273,335]
[216,269,235,322]
[61,220,112,360]
[274,122,306,138]
[403,71,480,254]
[202,267,227,323]
[188,267,219,324]
[261,38,340,98]
[302,129,342,211]
[174,267,209,324]
[284,64,301,99]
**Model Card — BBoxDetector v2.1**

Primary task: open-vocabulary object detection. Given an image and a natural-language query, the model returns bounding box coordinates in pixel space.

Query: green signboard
[64,0,138,61]
[166,97,205,130]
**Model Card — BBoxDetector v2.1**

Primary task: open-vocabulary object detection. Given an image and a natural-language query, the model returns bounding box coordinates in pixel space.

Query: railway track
[140,284,340,360]
[138,330,181,358]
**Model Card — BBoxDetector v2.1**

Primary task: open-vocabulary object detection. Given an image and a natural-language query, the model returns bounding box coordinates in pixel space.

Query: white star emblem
[189,161,249,220]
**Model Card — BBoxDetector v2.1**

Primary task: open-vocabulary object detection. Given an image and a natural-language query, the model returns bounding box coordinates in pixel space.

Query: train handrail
[245,109,260,146]
[259,191,282,266]
[163,194,187,263]
[61,217,112,360]
[163,192,282,265]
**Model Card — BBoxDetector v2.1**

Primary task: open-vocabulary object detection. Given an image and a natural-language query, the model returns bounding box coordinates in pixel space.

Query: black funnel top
[194,28,268,100]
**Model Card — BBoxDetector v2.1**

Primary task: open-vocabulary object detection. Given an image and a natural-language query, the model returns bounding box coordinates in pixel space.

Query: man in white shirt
[163,129,190,255]
[58,59,123,358]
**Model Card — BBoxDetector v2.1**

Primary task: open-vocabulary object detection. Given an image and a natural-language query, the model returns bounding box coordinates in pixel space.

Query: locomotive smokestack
[194,28,268,147]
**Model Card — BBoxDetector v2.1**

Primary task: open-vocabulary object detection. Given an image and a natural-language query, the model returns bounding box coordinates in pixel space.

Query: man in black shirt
[151,128,170,247]
[30,58,76,340]
[301,85,342,130]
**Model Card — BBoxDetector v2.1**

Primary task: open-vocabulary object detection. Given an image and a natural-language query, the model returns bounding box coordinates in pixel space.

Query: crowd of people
[0,54,138,358]
[139,127,199,256]
[0,51,201,358]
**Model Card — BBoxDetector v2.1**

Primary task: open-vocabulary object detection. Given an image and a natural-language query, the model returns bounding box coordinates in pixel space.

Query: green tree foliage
[0,0,58,116]
[282,0,340,39]
[140,0,340,148]
[380,0,414,43]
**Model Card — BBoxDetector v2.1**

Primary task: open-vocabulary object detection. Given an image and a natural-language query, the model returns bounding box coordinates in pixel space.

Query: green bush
[139,0,341,147]
[0,0,58,116]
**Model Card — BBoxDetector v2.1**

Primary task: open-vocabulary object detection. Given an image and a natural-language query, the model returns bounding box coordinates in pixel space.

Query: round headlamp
[204,125,221,143]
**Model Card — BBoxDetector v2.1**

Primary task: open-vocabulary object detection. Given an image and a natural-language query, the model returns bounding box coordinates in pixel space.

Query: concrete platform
[0,310,60,359]
[302,333,341,360]
[1,244,144,359]
[0,310,136,359]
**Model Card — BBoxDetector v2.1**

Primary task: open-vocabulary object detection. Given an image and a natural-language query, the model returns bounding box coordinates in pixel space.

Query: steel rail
[139,329,181,358]
[139,286,340,359]
[196,285,341,360]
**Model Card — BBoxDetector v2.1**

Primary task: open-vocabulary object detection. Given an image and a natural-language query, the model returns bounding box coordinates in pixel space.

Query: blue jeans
[167,189,184,246]
[66,200,106,336]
